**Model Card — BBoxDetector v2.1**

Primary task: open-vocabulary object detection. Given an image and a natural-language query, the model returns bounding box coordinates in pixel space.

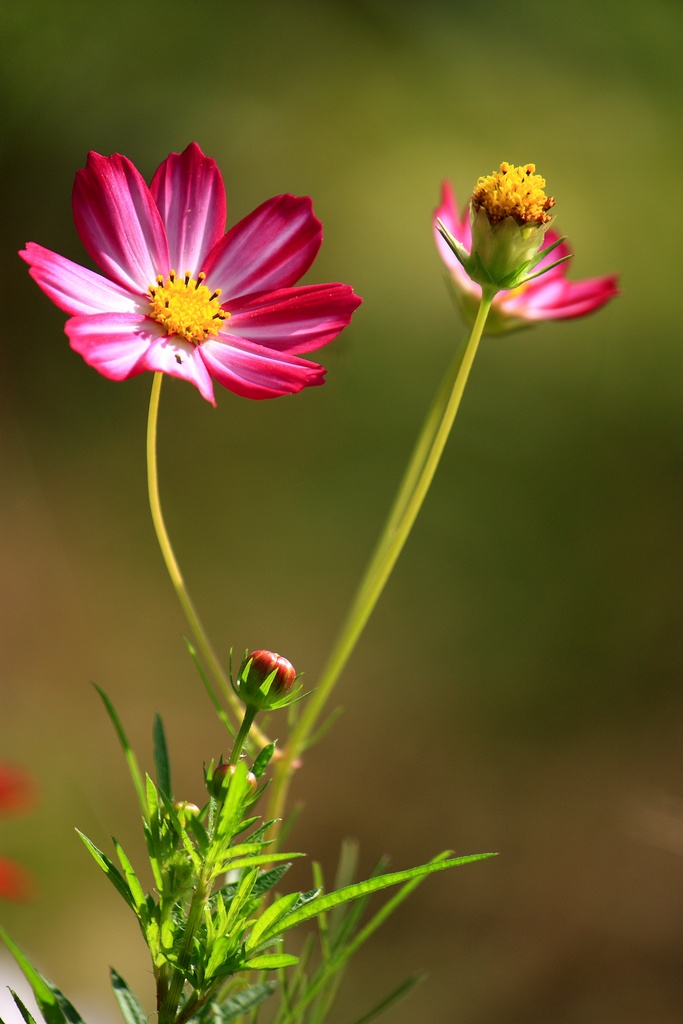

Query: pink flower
[0,765,35,901]
[21,143,362,404]
[434,181,618,334]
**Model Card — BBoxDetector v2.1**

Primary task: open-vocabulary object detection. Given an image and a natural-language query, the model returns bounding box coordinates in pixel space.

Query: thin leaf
[0,931,66,1024]
[113,839,147,917]
[110,969,147,1024]
[93,685,146,815]
[265,852,495,939]
[242,954,299,971]
[9,992,38,1024]
[153,714,172,799]
[185,639,236,738]
[75,831,135,912]
[45,983,87,1024]
[251,743,275,780]
[251,863,291,897]
[205,982,276,1024]
[350,973,424,1024]
[246,892,301,953]
[219,852,304,874]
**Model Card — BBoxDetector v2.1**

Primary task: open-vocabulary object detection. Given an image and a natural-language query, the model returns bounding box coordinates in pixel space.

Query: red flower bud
[234,650,298,711]
[209,762,257,799]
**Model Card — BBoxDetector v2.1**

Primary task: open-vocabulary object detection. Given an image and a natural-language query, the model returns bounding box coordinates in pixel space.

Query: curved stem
[268,290,495,828]
[146,373,270,749]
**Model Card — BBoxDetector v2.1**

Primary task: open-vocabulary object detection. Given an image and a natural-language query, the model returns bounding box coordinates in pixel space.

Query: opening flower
[434,174,618,334]
[21,143,362,404]
[0,764,35,901]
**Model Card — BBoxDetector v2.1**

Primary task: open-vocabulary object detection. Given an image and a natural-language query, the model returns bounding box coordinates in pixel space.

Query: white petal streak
[20,243,141,316]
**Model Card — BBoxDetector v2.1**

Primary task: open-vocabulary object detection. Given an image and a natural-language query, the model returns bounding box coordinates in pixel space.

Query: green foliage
[2,694,492,1024]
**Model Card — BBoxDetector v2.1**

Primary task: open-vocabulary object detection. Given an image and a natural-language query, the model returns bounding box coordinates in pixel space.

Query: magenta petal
[142,334,216,404]
[20,243,140,316]
[503,273,619,321]
[65,312,163,380]
[150,142,226,278]
[72,152,169,294]
[434,180,477,293]
[203,195,322,296]
[200,335,326,400]
[523,274,619,320]
[226,283,362,354]
[435,181,472,248]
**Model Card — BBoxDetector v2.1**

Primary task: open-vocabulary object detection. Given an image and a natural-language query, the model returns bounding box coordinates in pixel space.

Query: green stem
[229,706,258,765]
[157,872,210,1024]
[268,290,495,827]
[146,373,269,748]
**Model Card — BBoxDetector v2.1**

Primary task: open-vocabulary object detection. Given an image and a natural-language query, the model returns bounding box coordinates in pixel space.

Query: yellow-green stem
[146,373,269,749]
[268,290,495,828]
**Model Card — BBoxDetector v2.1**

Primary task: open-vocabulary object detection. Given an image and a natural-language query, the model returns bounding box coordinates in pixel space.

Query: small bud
[172,800,200,827]
[209,761,257,799]
[233,649,300,712]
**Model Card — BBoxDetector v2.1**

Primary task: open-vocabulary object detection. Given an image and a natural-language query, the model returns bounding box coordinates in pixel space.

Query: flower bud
[172,800,200,827]
[209,761,257,799]
[233,649,299,711]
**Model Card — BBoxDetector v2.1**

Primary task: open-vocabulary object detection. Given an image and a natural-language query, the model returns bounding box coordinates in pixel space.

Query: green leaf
[184,638,236,738]
[9,992,38,1024]
[251,743,275,780]
[153,714,172,800]
[93,685,146,816]
[185,811,210,854]
[0,931,67,1024]
[246,892,301,953]
[113,840,147,917]
[157,790,202,870]
[251,862,291,897]
[242,954,299,971]
[219,852,303,875]
[75,831,135,912]
[202,982,276,1024]
[350,973,424,1024]
[263,852,495,940]
[45,982,87,1024]
[110,970,147,1024]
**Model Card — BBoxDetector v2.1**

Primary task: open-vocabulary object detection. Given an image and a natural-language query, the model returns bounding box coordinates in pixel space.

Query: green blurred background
[1,1,682,1021]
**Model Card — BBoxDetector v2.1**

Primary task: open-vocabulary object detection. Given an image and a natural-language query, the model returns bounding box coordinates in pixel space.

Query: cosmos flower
[21,143,362,403]
[0,764,34,901]
[434,171,618,334]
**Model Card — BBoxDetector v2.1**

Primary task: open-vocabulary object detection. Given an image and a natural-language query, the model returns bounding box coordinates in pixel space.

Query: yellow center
[147,271,229,344]
[471,162,555,226]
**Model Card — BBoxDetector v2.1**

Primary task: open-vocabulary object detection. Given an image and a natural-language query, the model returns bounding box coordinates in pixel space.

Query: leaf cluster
[1,691,494,1024]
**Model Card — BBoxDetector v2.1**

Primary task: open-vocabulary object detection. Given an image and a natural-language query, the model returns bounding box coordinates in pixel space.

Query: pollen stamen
[471,162,555,226]
[147,271,230,344]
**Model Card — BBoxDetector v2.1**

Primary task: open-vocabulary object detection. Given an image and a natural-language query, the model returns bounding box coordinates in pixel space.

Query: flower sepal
[437,215,572,295]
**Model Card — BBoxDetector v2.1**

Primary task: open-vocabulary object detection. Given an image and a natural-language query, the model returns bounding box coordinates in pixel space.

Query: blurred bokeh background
[1,1,682,1021]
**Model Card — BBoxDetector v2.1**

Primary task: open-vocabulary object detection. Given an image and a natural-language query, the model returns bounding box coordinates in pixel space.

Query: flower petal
[142,333,216,404]
[226,283,362,354]
[65,312,164,380]
[20,243,140,316]
[502,273,619,321]
[203,195,322,296]
[200,335,326,400]
[434,180,476,294]
[0,858,33,901]
[150,142,226,278]
[0,765,34,813]
[72,152,169,293]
